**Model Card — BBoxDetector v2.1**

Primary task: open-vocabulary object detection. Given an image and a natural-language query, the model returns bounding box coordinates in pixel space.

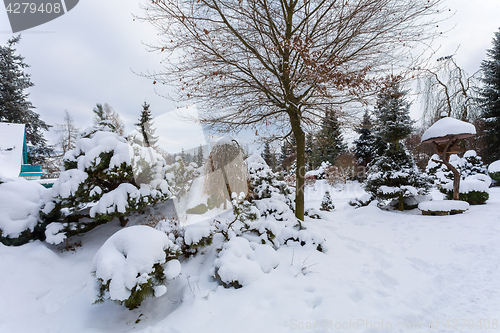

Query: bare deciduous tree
[56,110,80,155]
[141,0,446,220]
[415,54,481,126]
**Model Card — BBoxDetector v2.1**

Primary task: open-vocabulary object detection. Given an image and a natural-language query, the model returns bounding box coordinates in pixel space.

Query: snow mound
[0,177,46,239]
[45,223,66,245]
[444,178,489,194]
[421,117,476,143]
[214,237,279,287]
[92,226,180,302]
[418,200,469,212]
[184,221,213,245]
[489,160,500,173]
[467,174,492,188]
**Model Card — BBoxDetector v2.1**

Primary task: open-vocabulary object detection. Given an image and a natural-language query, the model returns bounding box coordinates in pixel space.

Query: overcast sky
[1,0,499,152]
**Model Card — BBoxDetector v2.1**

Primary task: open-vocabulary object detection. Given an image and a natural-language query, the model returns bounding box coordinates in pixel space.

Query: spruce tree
[0,35,51,164]
[195,144,204,167]
[373,75,414,150]
[364,75,429,211]
[478,28,500,164]
[311,111,347,167]
[279,135,296,171]
[353,110,386,168]
[305,132,315,170]
[261,142,276,171]
[135,101,159,148]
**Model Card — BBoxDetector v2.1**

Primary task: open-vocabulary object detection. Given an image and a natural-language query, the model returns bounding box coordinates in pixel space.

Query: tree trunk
[289,111,305,221]
[441,153,460,200]
[398,193,404,211]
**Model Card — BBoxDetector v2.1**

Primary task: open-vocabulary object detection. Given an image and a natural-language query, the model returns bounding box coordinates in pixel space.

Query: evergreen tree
[0,35,51,164]
[279,135,296,171]
[353,110,386,168]
[373,75,414,150]
[311,111,347,167]
[195,144,204,167]
[135,101,158,148]
[305,132,315,170]
[261,142,276,171]
[180,148,186,163]
[90,103,116,133]
[364,76,429,211]
[364,146,430,211]
[319,191,335,211]
[85,103,125,138]
[478,28,500,164]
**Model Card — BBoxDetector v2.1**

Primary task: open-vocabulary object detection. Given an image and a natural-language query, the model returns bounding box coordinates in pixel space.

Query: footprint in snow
[349,290,364,302]
[307,296,324,309]
[373,270,399,288]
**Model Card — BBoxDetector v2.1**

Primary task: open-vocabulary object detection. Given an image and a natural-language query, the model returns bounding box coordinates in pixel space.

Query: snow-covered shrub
[152,217,214,256]
[348,193,374,208]
[165,156,200,199]
[488,160,500,182]
[0,177,48,246]
[386,194,431,211]
[92,226,181,310]
[319,191,334,211]
[304,208,322,219]
[441,177,489,205]
[427,151,488,186]
[213,236,279,288]
[45,131,171,243]
[462,150,488,177]
[247,154,295,221]
[305,161,331,180]
[364,146,431,211]
[239,155,324,250]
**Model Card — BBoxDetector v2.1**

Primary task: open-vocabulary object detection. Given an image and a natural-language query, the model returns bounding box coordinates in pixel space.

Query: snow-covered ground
[1,182,499,333]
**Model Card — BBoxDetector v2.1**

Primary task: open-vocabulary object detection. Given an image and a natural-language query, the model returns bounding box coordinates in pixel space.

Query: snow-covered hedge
[488,160,500,182]
[213,236,279,288]
[92,226,181,310]
[45,131,171,243]
[0,176,48,246]
[426,150,488,186]
[441,177,489,205]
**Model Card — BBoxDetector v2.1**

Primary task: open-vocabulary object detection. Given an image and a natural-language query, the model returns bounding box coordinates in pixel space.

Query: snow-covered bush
[165,156,200,199]
[247,154,295,221]
[319,191,334,211]
[364,146,431,211]
[441,177,489,205]
[0,177,48,246]
[488,160,500,182]
[149,216,214,256]
[304,208,322,219]
[213,236,279,288]
[305,161,331,180]
[92,226,181,310]
[45,131,171,243]
[348,193,375,208]
[426,150,488,186]
[235,155,324,250]
[462,150,488,177]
